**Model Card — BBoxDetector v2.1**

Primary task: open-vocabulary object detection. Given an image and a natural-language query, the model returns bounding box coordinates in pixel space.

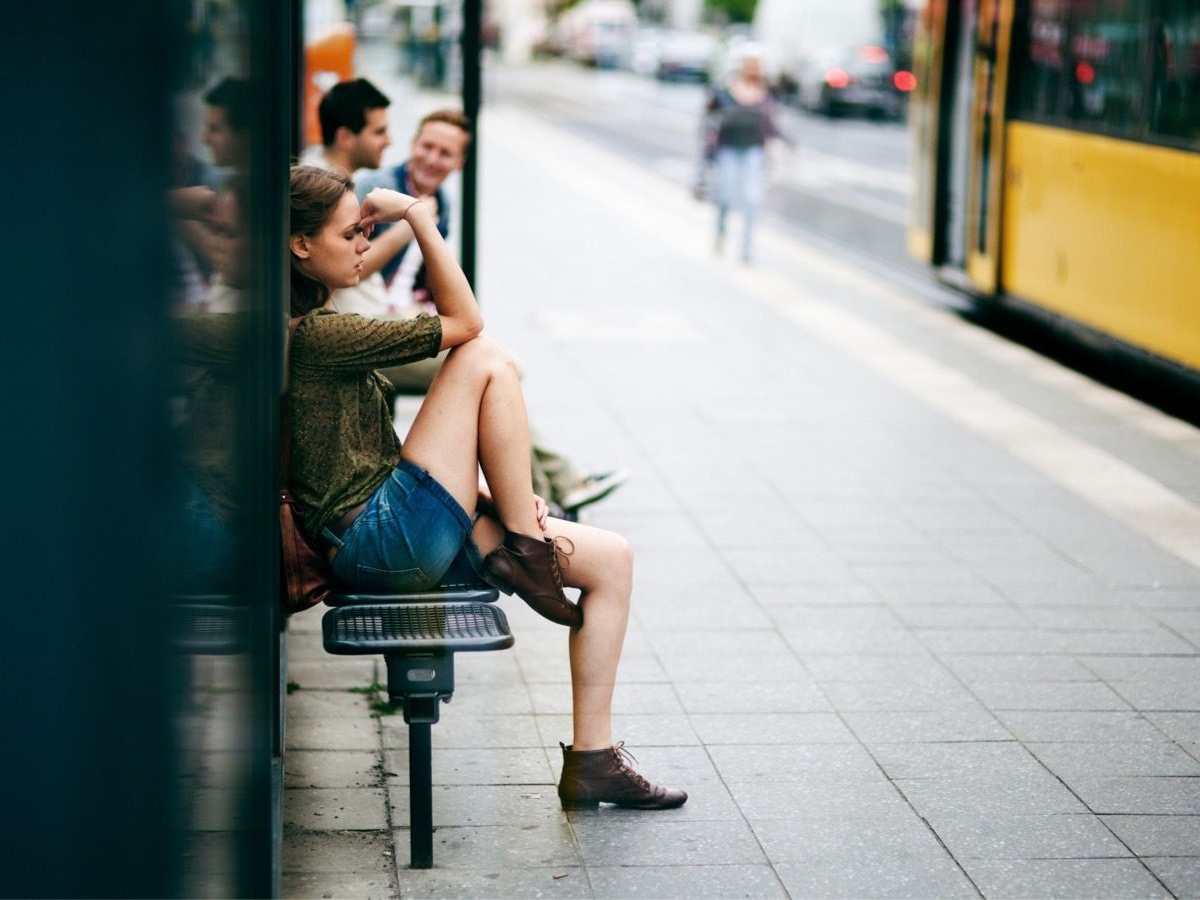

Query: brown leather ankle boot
[558,742,688,810]
[481,532,582,628]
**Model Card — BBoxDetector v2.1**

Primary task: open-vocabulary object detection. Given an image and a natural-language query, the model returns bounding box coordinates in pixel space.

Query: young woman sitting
[285,164,686,810]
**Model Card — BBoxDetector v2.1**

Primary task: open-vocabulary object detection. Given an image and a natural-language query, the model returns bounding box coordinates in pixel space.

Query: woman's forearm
[404,202,482,347]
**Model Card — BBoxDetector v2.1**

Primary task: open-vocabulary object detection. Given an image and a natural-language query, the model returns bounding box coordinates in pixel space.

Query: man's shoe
[481,532,582,628]
[558,742,687,810]
[559,469,630,514]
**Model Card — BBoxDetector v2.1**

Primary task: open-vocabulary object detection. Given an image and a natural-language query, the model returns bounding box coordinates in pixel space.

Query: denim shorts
[323,459,484,594]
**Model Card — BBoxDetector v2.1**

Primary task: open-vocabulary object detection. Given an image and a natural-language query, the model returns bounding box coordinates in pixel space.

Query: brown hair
[289,164,355,316]
[414,108,472,143]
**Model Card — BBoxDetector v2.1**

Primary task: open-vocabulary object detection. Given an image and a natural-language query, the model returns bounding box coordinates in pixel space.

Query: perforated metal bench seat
[317,584,514,868]
[323,584,500,607]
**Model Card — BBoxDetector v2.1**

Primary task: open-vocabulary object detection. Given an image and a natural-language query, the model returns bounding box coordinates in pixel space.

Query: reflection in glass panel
[168,0,260,895]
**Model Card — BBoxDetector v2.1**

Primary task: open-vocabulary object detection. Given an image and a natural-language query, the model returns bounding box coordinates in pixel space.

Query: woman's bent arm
[360,188,482,348]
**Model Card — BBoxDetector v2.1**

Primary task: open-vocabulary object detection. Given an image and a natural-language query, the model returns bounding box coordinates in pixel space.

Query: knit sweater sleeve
[290,309,443,374]
[285,309,443,535]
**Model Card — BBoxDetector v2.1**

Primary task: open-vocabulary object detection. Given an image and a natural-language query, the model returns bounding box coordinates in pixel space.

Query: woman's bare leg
[400,335,540,548]
[541,517,633,750]
[402,336,629,746]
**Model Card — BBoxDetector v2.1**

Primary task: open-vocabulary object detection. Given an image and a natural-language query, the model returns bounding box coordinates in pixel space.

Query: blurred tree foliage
[704,0,757,24]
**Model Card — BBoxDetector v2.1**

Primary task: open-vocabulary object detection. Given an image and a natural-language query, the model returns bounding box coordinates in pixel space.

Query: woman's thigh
[400,340,492,510]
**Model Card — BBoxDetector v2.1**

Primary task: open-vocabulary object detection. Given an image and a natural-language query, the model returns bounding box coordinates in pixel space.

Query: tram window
[1013,0,1200,149]
[1148,1,1200,142]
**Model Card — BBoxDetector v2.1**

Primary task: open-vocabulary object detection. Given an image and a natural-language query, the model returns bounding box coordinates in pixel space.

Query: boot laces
[549,535,575,586]
[612,741,653,792]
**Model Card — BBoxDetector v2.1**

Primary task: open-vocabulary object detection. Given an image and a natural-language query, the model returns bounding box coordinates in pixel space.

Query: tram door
[942,0,978,269]
[930,0,1014,294]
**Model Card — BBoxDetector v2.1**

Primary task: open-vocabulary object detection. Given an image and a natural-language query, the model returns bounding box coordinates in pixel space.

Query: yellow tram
[907,0,1200,378]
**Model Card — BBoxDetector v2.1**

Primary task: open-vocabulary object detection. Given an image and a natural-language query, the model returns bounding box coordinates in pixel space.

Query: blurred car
[654,29,718,82]
[797,44,915,119]
[561,0,637,68]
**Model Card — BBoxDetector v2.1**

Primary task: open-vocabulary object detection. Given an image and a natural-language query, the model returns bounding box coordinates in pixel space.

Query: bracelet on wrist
[401,199,423,222]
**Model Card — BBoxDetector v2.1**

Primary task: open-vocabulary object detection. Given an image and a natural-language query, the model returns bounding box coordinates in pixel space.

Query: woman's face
[291,189,370,291]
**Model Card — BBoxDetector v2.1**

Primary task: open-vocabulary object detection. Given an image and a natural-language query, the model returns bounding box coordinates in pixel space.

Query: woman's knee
[591,529,634,589]
[446,334,519,381]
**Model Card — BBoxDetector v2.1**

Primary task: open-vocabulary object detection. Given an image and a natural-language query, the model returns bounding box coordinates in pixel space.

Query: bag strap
[280,316,303,481]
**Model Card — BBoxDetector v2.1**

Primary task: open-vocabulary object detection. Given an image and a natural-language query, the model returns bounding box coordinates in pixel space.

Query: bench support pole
[386,652,456,869]
[322,598,513,870]
[407,721,434,868]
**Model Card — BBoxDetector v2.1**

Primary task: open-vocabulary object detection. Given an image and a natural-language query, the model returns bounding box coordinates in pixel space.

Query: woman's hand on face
[358,187,421,234]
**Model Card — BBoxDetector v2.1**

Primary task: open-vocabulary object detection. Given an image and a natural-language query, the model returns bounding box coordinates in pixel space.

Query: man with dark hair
[202,76,251,171]
[316,77,393,172]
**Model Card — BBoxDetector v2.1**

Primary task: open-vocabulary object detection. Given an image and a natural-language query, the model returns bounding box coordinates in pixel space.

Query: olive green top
[286,308,442,535]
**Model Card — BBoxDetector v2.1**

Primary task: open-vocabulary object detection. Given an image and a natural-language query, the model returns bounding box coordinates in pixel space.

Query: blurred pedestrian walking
[705,45,784,263]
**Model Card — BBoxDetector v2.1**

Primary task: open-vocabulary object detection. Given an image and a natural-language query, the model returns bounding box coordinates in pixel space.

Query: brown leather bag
[279,317,342,614]
[279,485,336,614]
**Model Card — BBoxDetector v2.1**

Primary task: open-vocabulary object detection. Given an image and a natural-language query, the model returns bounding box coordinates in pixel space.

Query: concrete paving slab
[870,741,1044,781]
[285,786,389,831]
[279,872,397,898]
[586,864,789,899]
[706,742,882,783]
[285,714,382,752]
[1103,815,1200,858]
[388,784,563,827]
[1063,776,1200,815]
[920,810,1131,860]
[675,680,831,715]
[730,779,915,823]
[285,750,381,789]
[1144,712,1200,742]
[281,828,396,874]
[819,679,982,713]
[379,712,542,750]
[752,813,953,865]
[897,771,1090,818]
[1027,741,1200,777]
[286,687,376,719]
[1146,858,1200,899]
[382,746,554,787]
[996,710,1178,743]
[938,653,1099,683]
[841,707,1012,744]
[286,657,378,691]
[968,679,1133,712]
[569,817,766,867]
[392,821,581,869]
[773,856,980,899]
[689,711,859,745]
[962,857,1171,899]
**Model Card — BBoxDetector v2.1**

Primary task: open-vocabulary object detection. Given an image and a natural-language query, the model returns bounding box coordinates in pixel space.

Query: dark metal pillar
[460,0,482,289]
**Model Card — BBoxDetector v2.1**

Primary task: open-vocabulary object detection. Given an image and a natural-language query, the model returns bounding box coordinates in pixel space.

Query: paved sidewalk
[281,48,1200,900]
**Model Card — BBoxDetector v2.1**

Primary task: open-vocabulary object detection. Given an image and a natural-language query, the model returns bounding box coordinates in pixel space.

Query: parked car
[797,44,915,119]
[654,29,718,82]
[560,0,637,68]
